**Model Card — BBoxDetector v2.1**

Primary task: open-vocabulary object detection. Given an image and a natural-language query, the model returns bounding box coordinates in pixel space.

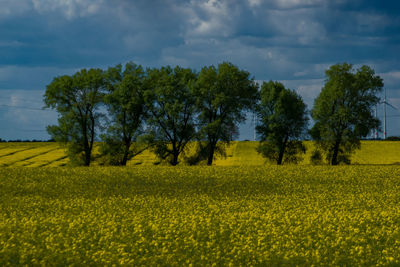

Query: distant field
[0,141,399,166]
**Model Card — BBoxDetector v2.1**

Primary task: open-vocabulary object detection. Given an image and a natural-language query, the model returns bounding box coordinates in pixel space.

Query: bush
[385,136,400,141]
[310,150,323,165]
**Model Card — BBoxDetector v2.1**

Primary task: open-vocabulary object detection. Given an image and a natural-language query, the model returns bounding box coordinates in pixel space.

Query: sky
[0,0,400,140]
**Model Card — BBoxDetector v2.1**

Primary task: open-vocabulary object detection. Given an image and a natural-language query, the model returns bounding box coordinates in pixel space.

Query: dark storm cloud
[2,0,399,77]
[0,0,400,139]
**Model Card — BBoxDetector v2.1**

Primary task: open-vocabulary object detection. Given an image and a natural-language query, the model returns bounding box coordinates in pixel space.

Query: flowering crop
[1,141,400,166]
[1,166,400,265]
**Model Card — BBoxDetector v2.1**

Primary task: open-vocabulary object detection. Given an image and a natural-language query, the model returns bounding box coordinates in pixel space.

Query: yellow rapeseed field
[1,166,400,265]
[0,140,400,166]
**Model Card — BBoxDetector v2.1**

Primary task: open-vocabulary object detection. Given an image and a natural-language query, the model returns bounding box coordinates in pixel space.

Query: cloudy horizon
[1,0,400,140]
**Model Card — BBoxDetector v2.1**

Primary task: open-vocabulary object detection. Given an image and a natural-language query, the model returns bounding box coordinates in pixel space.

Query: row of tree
[44,62,383,166]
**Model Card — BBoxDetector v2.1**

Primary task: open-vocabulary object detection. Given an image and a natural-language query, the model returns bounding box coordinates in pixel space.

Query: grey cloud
[0,0,31,18]
[31,0,103,19]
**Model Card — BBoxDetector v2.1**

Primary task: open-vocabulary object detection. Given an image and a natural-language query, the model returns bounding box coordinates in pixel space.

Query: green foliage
[309,149,353,166]
[256,81,308,165]
[193,62,258,165]
[310,149,323,165]
[183,141,228,165]
[257,140,306,164]
[311,63,383,165]
[385,136,400,141]
[43,69,105,166]
[100,62,147,165]
[98,135,149,166]
[144,66,198,165]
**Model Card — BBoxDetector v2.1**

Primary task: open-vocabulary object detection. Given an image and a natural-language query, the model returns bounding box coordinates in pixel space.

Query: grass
[1,166,400,265]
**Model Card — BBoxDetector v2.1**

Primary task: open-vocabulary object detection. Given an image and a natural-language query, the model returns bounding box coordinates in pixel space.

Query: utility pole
[384,88,387,139]
[375,104,378,139]
[381,88,398,140]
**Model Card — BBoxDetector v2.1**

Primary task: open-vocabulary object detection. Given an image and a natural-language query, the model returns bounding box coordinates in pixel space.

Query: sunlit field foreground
[1,166,400,265]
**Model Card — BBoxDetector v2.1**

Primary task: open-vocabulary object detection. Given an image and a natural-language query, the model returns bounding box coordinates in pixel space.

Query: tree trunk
[170,141,179,166]
[171,152,179,166]
[84,147,91,166]
[331,139,341,165]
[277,138,288,165]
[207,142,216,166]
[83,126,91,167]
[277,147,284,165]
[121,141,131,166]
[88,114,95,166]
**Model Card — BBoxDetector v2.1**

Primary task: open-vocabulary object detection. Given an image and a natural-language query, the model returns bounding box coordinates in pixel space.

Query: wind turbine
[374,105,378,139]
[381,88,398,139]
[252,112,257,141]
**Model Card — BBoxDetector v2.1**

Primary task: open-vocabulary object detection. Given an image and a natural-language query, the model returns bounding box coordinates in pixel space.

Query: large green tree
[310,63,383,165]
[100,62,148,166]
[256,81,308,165]
[193,62,258,165]
[44,68,105,166]
[144,66,197,166]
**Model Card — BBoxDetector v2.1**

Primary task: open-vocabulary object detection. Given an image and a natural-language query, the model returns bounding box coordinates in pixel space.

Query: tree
[144,66,197,166]
[44,68,105,166]
[193,62,258,165]
[310,63,383,165]
[256,81,308,165]
[100,62,148,166]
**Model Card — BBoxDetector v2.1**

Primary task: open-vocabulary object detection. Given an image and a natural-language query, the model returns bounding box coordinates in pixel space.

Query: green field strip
[0,145,56,166]
[0,146,31,157]
[128,149,158,166]
[213,142,238,166]
[0,145,11,151]
[0,142,43,151]
[20,146,66,167]
[13,147,61,167]
[352,141,400,165]
[38,155,69,167]
[232,141,263,165]
[0,146,39,159]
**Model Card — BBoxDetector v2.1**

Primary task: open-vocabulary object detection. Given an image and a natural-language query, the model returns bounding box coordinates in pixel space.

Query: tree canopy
[310,63,383,165]
[193,62,259,165]
[43,61,386,167]
[43,68,105,166]
[100,62,148,166]
[144,66,198,166]
[256,81,308,165]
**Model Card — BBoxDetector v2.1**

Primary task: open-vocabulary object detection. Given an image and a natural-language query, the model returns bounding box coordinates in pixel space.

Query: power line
[14,127,47,132]
[0,96,44,105]
[0,104,50,111]
[0,126,48,132]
